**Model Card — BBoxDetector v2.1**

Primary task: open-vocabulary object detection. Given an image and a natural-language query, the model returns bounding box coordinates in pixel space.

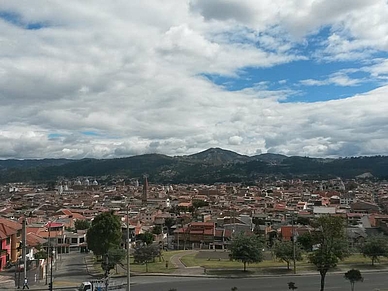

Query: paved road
[53,251,96,286]
[129,272,388,291]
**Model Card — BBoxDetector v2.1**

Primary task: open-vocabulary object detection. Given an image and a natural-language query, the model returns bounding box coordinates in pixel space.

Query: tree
[297,232,313,252]
[33,243,48,260]
[360,235,388,266]
[152,225,162,235]
[344,269,363,291]
[101,248,126,275]
[273,240,302,270]
[86,211,122,257]
[229,232,263,271]
[75,219,91,231]
[308,215,349,291]
[133,244,160,272]
[164,217,175,235]
[137,231,154,245]
[192,200,209,208]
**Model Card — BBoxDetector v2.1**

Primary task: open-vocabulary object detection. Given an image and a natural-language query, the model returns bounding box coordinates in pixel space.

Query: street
[128,272,388,291]
[8,251,386,291]
[53,251,96,285]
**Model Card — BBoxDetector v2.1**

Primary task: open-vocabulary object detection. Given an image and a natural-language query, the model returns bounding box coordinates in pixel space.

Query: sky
[1,0,388,160]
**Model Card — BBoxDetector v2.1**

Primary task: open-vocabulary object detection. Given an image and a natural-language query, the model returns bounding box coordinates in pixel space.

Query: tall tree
[297,232,313,252]
[229,232,263,271]
[86,211,122,257]
[308,215,349,291]
[164,217,175,235]
[344,269,363,291]
[273,240,303,270]
[360,235,388,266]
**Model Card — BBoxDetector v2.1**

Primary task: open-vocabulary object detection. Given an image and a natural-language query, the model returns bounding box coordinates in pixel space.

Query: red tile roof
[0,223,18,236]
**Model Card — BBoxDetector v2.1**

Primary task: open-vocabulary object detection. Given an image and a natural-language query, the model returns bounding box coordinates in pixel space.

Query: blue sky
[0,1,388,159]
[203,26,387,103]
[204,59,379,103]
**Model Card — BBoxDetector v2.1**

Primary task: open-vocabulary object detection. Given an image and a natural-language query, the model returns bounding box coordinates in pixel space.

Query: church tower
[142,175,148,205]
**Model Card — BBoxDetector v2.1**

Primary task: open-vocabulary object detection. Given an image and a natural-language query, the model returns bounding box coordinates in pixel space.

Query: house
[0,218,22,264]
[346,227,367,249]
[65,230,87,252]
[351,201,380,214]
[174,222,215,249]
[279,225,311,241]
[0,227,9,271]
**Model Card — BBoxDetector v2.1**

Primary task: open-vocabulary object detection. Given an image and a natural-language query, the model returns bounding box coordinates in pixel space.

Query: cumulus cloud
[0,0,388,159]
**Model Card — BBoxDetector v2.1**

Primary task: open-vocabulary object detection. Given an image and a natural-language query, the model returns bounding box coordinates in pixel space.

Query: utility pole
[177,223,180,250]
[126,203,130,291]
[291,214,296,274]
[45,221,51,286]
[49,248,53,291]
[22,219,27,281]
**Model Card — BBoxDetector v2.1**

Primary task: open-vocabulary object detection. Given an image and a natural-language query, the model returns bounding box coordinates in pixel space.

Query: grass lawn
[93,250,189,274]
[180,251,388,274]
[93,251,388,275]
[125,250,187,274]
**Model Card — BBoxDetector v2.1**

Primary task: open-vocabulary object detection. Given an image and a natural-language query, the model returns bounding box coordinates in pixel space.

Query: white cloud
[0,0,388,159]
[300,73,362,87]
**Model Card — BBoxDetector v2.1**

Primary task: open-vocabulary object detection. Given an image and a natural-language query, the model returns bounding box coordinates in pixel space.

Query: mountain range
[0,148,387,184]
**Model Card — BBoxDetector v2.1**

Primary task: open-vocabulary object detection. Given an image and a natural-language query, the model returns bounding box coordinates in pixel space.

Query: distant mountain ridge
[0,148,387,184]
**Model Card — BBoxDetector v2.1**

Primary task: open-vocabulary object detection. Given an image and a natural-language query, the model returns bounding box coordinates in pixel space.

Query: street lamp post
[126,203,130,291]
[45,222,51,285]
[49,249,53,291]
[22,219,27,282]
[291,214,296,275]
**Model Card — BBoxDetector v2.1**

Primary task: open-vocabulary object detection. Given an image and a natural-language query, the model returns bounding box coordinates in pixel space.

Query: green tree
[297,232,313,252]
[360,235,388,266]
[308,215,349,291]
[164,217,175,234]
[86,211,122,257]
[75,219,91,231]
[33,243,47,259]
[273,240,303,270]
[137,231,154,245]
[229,232,264,271]
[344,269,363,291]
[102,248,126,275]
[192,200,209,208]
[152,225,162,235]
[133,244,160,272]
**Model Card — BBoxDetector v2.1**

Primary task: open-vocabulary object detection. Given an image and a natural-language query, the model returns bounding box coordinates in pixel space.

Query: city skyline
[0,1,388,160]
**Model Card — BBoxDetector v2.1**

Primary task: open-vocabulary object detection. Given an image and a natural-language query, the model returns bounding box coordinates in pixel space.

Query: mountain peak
[187,147,250,165]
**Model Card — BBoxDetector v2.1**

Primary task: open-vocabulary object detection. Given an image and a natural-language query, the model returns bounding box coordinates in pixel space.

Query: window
[71,238,78,244]
[6,237,11,245]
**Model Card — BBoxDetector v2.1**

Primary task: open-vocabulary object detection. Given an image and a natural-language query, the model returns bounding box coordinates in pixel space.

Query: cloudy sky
[1,0,388,159]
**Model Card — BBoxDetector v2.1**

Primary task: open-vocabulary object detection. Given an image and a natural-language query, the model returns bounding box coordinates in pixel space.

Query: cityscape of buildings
[1,175,388,281]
